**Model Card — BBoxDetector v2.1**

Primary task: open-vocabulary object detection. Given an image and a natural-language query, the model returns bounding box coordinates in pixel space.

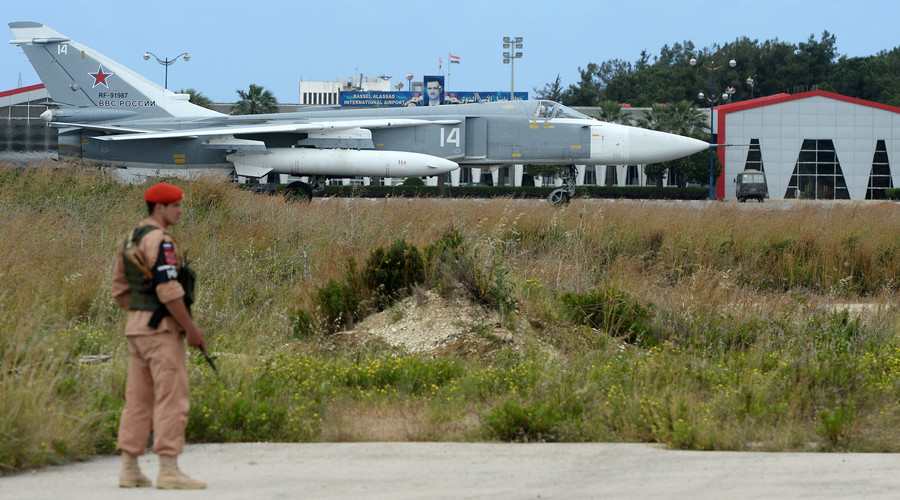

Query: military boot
[156,454,206,489]
[119,451,152,488]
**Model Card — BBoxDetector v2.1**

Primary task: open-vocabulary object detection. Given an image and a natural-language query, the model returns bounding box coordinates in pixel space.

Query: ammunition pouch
[147,259,197,329]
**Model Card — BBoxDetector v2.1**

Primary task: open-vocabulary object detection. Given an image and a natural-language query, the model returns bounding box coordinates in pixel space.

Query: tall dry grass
[2,162,900,471]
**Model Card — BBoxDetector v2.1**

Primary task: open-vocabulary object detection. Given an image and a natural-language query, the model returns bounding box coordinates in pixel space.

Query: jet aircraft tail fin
[9,22,221,120]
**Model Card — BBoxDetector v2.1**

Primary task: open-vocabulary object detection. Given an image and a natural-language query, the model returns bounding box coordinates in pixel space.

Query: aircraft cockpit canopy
[531,100,591,120]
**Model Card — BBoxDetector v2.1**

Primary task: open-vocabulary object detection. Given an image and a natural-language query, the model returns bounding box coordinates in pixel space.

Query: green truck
[735,169,768,202]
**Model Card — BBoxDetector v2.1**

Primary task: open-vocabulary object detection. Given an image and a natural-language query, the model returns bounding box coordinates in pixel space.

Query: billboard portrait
[424,75,444,106]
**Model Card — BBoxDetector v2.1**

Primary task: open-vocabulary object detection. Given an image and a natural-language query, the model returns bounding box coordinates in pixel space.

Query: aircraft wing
[50,122,157,134]
[92,118,462,142]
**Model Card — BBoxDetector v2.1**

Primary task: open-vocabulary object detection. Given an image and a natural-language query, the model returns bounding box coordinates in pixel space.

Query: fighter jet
[9,22,708,198]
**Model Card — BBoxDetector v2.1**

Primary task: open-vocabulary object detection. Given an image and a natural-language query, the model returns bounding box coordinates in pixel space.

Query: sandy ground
[2,442,899,499]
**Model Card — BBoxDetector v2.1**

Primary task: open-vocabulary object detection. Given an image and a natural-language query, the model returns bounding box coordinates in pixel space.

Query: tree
[598,100,632,126]
[231,84,279,115]
[825,47,900,106]
[639,101,707,136]
[533,74,564,102]
[655,41,696,68]
[177,88,215,110]
[579,31,900,108]
[639,101,709,187]
[596,59,632,88]
[560,63,603,106]
[796,31,838,88]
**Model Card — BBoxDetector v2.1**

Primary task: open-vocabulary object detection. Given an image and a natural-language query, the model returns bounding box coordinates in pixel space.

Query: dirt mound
[341,289,515,356]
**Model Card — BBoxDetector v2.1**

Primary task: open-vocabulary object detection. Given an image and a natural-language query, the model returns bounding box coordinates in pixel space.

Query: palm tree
[598,100,633,126]
[177,88,215,110]
[639,101,709,187]
[231,84,279,115]
[639,101,707,136]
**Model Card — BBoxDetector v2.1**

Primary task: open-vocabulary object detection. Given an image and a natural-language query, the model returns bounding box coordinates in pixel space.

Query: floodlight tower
[502,36,523,100]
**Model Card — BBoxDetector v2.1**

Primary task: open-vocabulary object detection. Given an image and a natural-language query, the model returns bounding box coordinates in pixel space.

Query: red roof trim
[716,89,900,115]
[0,84,46,99]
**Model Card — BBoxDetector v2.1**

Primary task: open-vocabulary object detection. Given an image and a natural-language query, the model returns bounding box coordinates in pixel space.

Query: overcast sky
[4,0,899,103]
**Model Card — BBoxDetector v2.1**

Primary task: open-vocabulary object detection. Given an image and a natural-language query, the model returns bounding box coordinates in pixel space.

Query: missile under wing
[9,22,708,196]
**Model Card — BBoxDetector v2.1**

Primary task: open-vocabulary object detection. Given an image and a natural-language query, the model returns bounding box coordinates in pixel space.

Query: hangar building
[714,90,900,200]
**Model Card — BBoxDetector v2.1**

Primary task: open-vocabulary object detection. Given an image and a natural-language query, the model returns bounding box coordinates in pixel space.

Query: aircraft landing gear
[547,165,578,206]
[548,188,571,205]
[285,181,313,201]
[285,175,328,201]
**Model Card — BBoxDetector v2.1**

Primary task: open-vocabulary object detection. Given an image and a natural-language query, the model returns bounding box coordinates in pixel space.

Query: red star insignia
[88,65,114,89]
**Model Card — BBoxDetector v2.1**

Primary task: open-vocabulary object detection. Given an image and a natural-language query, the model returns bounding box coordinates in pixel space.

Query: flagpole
[447,52,451,91]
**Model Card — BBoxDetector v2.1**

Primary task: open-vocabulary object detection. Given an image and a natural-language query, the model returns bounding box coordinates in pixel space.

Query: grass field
[2,163,899,473]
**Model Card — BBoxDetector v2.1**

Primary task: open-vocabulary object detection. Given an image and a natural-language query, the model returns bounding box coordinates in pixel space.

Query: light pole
[143,51,190,90]
[406,73,414,93]
[502,36,523,101]
[691,57,736,200]
[746,75,756,99]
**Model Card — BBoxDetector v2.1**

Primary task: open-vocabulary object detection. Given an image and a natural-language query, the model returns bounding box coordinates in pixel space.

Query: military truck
[735,169,768,202]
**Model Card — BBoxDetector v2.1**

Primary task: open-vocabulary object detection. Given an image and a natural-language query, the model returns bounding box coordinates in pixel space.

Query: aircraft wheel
[285,181,313,201]
[548,188,571,206]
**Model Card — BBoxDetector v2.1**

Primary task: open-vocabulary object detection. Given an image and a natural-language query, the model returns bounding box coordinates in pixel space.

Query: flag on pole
[439,58,443,70]
[449,54,461,64]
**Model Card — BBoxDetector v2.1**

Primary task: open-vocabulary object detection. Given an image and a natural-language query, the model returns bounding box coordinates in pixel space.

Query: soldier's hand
[185,325,207,355]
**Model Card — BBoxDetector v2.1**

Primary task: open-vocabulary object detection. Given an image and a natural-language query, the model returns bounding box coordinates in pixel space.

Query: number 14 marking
[440,127,460,148]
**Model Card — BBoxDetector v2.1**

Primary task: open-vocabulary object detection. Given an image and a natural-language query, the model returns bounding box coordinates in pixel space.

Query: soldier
[111,182,206,489]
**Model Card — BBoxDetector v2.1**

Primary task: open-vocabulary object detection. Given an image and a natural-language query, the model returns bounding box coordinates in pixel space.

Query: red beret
[144,182,184,203]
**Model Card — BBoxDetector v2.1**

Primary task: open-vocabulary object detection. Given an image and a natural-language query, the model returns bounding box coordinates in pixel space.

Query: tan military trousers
[117,330,190,457]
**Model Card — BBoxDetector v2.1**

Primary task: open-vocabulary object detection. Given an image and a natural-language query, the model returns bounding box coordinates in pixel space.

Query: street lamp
[746,76,756,99]
[690,57,736,200]
[143,51,190,90]
[406,73,414,93]
[394,82,404,91]
[502,36,523,100]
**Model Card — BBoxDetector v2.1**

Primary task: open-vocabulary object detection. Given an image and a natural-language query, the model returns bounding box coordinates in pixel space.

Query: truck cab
[735,169,768,202]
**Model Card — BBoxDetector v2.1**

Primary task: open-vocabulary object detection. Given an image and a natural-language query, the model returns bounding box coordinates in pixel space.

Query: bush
[314,279,361,331]
[322,184,709,200]
[303,239,424,332]
[400,177,426,186]
[482,400,564,442]
[364,239,425,310]
[291,309,316,339]
[560,287,654,345]
[424,228,515,312]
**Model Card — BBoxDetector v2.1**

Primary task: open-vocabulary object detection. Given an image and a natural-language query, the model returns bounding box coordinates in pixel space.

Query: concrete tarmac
[2,442,898,499]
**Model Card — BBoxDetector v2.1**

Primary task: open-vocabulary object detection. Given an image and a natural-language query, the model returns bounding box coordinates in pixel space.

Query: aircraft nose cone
[429,157,459,173]
[628,128,709,164]
[40,109,52,123]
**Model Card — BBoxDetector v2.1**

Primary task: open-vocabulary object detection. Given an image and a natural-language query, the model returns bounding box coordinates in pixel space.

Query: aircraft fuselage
[12,21,708,180]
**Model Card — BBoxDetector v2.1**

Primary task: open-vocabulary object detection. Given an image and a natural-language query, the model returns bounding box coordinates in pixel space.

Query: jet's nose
[627,128,709,164]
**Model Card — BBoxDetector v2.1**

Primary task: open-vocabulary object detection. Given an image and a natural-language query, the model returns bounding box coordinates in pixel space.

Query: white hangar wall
[717,91,900,200]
